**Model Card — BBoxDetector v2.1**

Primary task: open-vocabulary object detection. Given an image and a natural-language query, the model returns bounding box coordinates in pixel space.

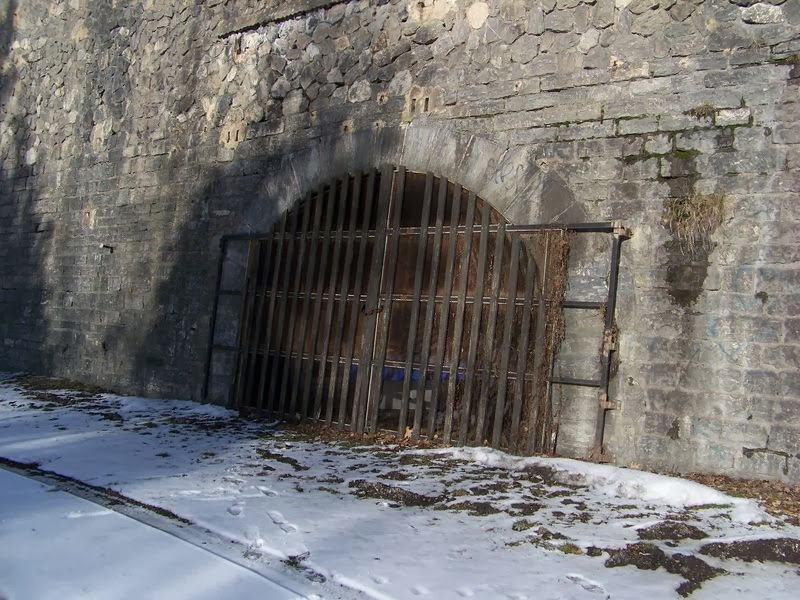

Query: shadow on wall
[0,0,55,374]
[127,116,592,404]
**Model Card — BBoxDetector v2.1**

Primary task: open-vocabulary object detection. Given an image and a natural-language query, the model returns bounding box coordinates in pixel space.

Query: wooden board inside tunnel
[223,167,571,455]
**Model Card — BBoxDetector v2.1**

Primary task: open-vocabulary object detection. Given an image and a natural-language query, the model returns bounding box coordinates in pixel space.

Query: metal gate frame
[202,167,629,458]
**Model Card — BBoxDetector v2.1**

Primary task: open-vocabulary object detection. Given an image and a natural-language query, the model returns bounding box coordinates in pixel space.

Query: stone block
[617,117,659,135]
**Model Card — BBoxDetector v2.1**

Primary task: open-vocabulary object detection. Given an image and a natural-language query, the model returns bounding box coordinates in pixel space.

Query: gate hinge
[599,393,618,411]
[588,445,613,463]
[612,220,631,238]
[601,328,617,354]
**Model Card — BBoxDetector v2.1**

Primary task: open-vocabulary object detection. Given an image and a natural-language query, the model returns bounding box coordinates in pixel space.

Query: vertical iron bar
[475,221,505,445]
[202,237,228,403]
[338,171,373,429]
[510,248,537,454]
[277,197,312,418]
[354,166,393,433]
[367,167,406,433]
[593,233,624,457]
[302,183,336,421]
[528,232,552,454]
[289,186,325,419]
[398,172,435,437]
[412,176,447,439]
[232,241,260,409]
[427,183,461,440]
[443,192,476,443]
[458,200,491,446]
[319,175,351,424]
[256,214,287,415]
[492,233,521,448]
[243,234,273,407]
[266,209,300,416]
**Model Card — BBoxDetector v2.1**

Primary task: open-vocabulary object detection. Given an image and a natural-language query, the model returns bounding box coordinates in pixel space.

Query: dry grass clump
[684,103,716,120]
[664,192,726,253]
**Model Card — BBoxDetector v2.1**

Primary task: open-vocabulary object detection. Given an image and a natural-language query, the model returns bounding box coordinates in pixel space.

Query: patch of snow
[1,376,798,600]
[425,447,768,522]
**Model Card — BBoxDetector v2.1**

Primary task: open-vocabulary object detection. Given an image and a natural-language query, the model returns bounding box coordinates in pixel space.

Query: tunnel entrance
[204,167,628,456]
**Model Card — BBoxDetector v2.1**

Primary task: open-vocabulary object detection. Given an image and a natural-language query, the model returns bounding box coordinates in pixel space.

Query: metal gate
[203,167,628,456]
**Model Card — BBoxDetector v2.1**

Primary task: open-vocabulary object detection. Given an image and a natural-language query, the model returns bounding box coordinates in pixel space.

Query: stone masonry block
[617,117,659,135]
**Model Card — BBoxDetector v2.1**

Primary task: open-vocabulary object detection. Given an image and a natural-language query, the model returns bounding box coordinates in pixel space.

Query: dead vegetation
[637,521,709,542]
[664,192,726,253]
[684,103,716,120]
[700,538,800,565]
[605,542,725,597]
[684,472,800,525]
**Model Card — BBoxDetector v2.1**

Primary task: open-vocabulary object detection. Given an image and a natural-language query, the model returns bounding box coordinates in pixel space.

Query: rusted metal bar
[328,174,360,426]
[266,210,299,416]
[256,214,287,415]
[221,222,621,243]
[354,166,393,433]
[527,232,552,454]
[341,170,376,430]
[202,237,229,403]
[289,185,325,419]
[443,192,476,443]
[367,167,406,434]
[492,233,521,449]
[475,221,505,445]
[398,172,434,437]
[232,240,260,409]
[302,183,336,421]
[276,195,313,419]
[510,250,536,454]
[592,232,625,459]
[427,183,461,440]
[412,176,447,439]
[458,200,491,446]
[242,235,273,408]
[551,377,602,388]
[317,176,350,423]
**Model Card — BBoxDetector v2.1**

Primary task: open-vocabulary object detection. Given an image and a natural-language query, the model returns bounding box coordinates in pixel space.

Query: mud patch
[605,542,724,597]
[443,501,500,516]
[9,375,108,395]
[256,448,309,471]
[348,480,444,507]
[282,552,327,584]
[509,501,544,516]
[700,538,800,565]
[382,470,416,481]
[638,521,709,542]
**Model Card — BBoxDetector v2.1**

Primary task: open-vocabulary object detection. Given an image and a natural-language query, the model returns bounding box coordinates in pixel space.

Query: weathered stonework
[1,0,799,480]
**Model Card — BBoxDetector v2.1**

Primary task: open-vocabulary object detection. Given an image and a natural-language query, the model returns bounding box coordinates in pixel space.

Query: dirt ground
[9,376,800,526]
[683,472,800,526]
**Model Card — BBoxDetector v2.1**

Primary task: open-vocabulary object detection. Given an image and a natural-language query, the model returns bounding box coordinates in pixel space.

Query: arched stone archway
[236,124,586,239]
[226,166,571,454]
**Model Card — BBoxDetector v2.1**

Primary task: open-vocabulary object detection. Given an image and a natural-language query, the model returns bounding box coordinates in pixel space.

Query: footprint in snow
[565,574,609,598]
[411,586,430,596]
[257,485,278,496]
[268,510,298,533]
[228,504,244,516]
[371,575,389,585]
[456,589,474,598]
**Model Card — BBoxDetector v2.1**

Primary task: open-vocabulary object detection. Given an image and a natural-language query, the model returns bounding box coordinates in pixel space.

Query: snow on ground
[0,469,306,600]
[1,374,799,600]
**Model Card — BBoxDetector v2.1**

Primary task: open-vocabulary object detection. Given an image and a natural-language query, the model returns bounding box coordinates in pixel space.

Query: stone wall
[1,0,798,480]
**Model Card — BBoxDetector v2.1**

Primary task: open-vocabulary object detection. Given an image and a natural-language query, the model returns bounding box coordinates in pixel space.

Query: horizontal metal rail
[220,221,624,243]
